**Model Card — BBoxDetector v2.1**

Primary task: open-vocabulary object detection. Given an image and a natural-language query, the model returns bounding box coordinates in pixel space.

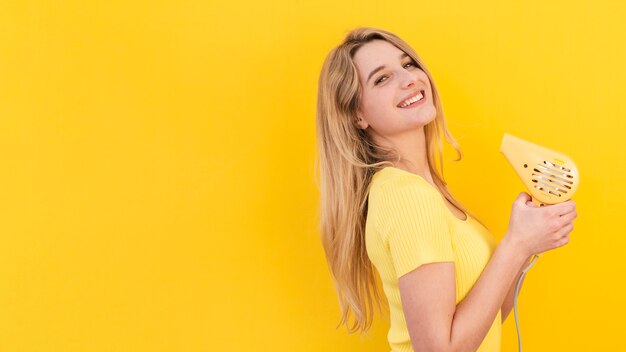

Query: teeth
[399,92,424,107]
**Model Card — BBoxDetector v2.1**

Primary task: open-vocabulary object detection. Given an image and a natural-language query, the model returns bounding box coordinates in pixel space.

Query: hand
[504,192,578,257]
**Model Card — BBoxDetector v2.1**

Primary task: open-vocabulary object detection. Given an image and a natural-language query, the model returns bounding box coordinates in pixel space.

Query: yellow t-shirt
[365,167,501,352]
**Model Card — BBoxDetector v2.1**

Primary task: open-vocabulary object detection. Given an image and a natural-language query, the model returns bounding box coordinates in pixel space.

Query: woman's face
[352,40,436,138]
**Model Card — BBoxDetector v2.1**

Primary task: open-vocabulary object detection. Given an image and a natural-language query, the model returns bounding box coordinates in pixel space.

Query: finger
[526,200,539,208]
[556,234,570,248]
[559,210,578,226]
[516,192,532,204]
[555,222,574,238]
[553,200,576,216]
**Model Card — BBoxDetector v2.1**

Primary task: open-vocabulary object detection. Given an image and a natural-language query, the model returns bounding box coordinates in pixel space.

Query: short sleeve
[377,177,454,278]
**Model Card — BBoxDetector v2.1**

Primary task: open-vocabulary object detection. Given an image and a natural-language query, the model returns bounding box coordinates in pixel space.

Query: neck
[373,128,434,184]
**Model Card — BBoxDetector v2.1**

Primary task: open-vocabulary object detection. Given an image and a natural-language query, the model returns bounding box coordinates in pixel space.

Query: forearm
[501,256,531,322]
[448,237,529,352]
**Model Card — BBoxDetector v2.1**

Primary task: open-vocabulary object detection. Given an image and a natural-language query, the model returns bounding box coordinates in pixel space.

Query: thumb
[526,199,539,208]
[515,192,532,205]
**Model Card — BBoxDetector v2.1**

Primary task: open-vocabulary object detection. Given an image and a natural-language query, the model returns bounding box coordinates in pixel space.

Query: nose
[400,70,417,88]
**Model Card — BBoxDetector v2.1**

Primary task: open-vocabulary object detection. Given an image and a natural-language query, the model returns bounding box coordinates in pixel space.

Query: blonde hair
[315,27,469,334]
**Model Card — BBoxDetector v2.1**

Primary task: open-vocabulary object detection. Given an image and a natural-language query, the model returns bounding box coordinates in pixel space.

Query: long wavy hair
[315,27,470,335]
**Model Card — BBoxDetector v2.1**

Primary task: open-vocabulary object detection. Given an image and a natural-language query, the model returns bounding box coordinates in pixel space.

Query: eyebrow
[366,52,410,84]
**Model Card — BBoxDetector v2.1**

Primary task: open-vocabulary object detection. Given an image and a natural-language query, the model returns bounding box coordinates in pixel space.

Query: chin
[413,105,437,125]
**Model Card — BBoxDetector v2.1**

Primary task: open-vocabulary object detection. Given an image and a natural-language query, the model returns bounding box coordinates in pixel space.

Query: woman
[315,27,577,352]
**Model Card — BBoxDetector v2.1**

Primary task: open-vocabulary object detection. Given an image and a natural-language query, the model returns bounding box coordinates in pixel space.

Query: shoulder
[369,168,443,208]
[368,169,455,278]
[368,168,450,234]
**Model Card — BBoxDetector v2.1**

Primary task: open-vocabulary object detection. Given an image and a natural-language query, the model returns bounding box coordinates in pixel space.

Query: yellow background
[1,0,623,351]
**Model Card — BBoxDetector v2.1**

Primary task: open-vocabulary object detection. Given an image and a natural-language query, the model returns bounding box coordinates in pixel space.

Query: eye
[374,75,388,85]
[403,61,417,69]
[374,61,418,86]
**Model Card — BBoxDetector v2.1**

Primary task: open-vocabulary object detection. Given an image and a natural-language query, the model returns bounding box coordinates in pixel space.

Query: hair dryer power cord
[513,254,540,352]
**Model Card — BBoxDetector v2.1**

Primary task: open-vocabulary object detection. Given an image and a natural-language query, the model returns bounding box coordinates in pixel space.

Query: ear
[355,114,369,130]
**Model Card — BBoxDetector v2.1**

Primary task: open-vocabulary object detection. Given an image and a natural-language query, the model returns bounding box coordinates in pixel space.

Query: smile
[397,90,425,108]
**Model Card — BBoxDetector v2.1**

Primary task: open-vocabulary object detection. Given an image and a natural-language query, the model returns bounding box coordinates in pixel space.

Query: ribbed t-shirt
[365,167,501,352]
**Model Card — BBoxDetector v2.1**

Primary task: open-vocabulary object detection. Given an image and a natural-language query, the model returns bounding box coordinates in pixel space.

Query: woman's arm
[399,194,577,352]
[501,256,531,323]
[399,237,528,352]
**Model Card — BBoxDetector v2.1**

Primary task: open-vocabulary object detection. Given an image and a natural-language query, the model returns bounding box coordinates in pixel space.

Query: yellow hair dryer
[500,133,580,352]
[501,133,579,206]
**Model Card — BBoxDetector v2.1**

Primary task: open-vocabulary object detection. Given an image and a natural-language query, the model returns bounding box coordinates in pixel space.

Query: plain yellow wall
[1,0,624,351]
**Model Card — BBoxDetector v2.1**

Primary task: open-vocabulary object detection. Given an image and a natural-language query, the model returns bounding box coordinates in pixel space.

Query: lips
[397,89,425,108]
